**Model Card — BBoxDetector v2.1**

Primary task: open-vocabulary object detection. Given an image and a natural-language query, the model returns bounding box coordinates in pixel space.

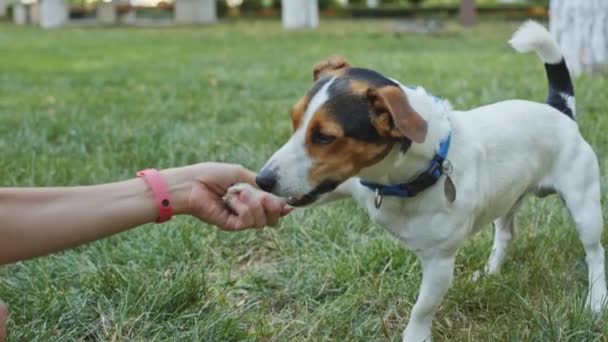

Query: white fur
[509,20,563,65]
[561,93,577,117]
[347,98,606,342]
[238,22,607,342]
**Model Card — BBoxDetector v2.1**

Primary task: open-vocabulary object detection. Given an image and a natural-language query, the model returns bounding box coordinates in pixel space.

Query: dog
[226,21,607,341]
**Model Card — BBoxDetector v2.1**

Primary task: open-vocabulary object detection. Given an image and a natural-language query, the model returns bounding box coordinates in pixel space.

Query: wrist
[161,167,196,216]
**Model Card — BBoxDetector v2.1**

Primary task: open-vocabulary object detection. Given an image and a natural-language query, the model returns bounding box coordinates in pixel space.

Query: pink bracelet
[137,168,173,223]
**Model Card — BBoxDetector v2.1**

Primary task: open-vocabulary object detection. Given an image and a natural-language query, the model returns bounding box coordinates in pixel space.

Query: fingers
[235,165,257,186]
[225,195,255,230]
[262,195,281,226]
[196,163,257,194]
[280,204,294,216]
[222,191,292,231]
[222,191,267,230]
[219,181,295,230]
[240,191,267,228]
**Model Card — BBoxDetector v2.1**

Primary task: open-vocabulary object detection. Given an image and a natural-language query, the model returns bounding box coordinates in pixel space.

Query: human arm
[0,162,290,266]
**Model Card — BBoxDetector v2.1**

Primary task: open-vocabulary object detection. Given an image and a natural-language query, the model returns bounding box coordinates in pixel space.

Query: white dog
[227,21,606,341]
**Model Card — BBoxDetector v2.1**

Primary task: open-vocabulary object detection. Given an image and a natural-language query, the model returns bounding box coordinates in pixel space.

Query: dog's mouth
[285,179,340,207]
[287,194,317,207]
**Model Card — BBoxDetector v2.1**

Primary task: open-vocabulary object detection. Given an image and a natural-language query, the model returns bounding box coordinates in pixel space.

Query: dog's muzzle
[256,168,277,193]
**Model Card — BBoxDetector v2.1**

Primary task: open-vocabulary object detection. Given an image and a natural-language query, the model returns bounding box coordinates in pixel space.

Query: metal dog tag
[442,160,456,203]
[444,176,456,203]
[374,188,383,209]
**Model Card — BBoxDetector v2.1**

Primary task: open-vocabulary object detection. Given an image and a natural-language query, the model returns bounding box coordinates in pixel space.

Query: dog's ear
[367,86,427,143]
[312,56,351,81]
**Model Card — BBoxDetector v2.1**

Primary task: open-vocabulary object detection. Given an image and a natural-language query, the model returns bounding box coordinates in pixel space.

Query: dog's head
[257,56,428,206]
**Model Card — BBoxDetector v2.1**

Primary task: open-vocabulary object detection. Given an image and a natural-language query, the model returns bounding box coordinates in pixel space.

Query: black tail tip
[544,59,575,119]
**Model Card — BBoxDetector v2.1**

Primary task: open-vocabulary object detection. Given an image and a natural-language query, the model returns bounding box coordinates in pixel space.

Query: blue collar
[360,132,452,205]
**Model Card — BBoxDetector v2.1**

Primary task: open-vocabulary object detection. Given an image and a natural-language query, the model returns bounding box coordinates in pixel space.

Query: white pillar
[281,0,318,29]
[97,1,116,24]
[30,2,41,23]
[175,0,216,24]
[13,2,27,24]
[0,0,6,17]
[550,0,608,76]
[40,0,68,28]
[366,0,378,8]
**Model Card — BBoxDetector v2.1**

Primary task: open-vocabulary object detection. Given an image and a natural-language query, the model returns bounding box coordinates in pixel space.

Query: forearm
[0,169,192,266]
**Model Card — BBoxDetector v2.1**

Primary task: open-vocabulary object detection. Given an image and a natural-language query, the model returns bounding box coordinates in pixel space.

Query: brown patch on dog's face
[307,135,394,186]
[291,95,309,131]
[349,79,370,94]
[304,108,394,185]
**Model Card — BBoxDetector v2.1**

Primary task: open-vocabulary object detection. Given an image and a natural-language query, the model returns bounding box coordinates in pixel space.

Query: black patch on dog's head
[307,76,331,99]
[344,68,399,88]
[319,68,406,143]
[325,77,381,142]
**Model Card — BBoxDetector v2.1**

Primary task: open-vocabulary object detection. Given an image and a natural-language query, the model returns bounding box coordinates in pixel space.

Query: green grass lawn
[1,20,607,341]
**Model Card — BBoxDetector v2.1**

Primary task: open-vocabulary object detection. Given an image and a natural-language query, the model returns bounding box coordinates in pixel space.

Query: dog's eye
[311,130,336,145]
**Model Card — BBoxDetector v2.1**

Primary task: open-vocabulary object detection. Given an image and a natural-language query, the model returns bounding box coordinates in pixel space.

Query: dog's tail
[509,20,575,119]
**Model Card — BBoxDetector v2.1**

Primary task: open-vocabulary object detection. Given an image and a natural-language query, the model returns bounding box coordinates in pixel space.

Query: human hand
[0,303,7,342]
[164,163,292,231]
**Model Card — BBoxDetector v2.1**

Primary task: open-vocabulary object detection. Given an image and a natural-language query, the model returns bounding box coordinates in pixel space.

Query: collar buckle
[442,159,453,175]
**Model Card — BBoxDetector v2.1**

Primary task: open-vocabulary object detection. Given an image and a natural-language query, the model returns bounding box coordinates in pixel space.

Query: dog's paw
[585,289,608,317]
[402,325,432,342]
[223,183,286,210]
[223,183,256,210]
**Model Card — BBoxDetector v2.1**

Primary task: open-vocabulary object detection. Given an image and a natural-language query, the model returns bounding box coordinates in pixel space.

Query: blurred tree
[550,0,607,76]
[378,0,426,7]
[407,0,424,7]
[241,0,263,11]
[526,0,549,5]
[281,0,318,29]
[319,0,340,10]
[458,0,475,26]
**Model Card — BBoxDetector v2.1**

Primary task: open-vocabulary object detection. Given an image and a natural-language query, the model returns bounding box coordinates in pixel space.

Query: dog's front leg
[403,254,455,342]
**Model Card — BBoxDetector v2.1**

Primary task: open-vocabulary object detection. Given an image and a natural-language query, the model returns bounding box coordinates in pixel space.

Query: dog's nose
[256,170,277,193]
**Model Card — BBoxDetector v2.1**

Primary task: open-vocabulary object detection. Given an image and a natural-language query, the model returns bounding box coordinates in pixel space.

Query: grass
[0,19,607,341]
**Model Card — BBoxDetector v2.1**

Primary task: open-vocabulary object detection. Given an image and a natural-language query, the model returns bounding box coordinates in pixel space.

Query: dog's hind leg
[485,198,524,275]
[554,143,607,315]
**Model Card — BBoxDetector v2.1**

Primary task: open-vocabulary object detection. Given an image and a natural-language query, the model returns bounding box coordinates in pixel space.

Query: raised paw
[222,182,257,206]
[223,183,284,208]
[223,182,291,225]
